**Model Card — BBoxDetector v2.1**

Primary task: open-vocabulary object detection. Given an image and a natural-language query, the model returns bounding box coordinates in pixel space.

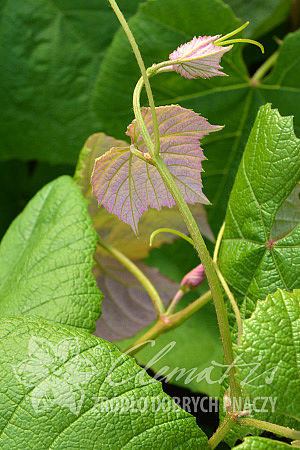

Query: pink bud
[169,36,232,79]
[181,264,205,288]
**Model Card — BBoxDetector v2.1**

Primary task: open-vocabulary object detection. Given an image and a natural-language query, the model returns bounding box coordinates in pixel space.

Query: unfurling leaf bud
[169,36,232,79]
[181,264,205,288]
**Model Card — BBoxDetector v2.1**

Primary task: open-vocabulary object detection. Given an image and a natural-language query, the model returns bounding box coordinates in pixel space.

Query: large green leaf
[218,104,300,320]
[0,0,143,164]
[93,0,300,232]
[0,176,102,332]
[0,316,209,448]
[236,289,300,429]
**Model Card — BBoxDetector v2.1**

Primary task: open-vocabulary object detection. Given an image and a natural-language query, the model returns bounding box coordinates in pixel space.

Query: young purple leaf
[94,256,177,341]
[92,105,222,234]
[181,264,205,289]
[169,36,232,79]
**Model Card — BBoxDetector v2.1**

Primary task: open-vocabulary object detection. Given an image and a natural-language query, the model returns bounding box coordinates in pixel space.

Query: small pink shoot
[169,36,232,79]
[168,22,263,79]
[181,264,206,289]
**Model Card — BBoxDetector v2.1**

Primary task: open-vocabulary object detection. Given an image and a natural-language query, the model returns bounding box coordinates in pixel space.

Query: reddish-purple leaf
[75,133,215,259]
[169,36,232,79]
[94,256,178,341]
[92,105,222,233]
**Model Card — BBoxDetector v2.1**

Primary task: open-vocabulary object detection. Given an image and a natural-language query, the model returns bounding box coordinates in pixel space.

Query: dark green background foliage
[0,0,299,398]
[0,1,299,448]
[0,0,297,237]
[0,0,298,393]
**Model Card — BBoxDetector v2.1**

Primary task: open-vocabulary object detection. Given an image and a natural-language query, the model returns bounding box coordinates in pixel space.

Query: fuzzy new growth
[169,36,232,79]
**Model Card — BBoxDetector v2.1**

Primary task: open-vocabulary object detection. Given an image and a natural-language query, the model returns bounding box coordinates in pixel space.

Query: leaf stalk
[251,50,279,84]
[208,414,236,449]
[240,417,300,441]
[97,238,165,316]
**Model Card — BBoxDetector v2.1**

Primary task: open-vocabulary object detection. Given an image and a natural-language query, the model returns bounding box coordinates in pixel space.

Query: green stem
[214,22,249,44]
[97,238,165,316]
[130,145,155,165]
[240,418,300,441]
[108,0,160,156]
[126,290,212,355]
[208,415,236,449]
[133,76,156,155]
[111,0,240,403]
[169,289,212,325]
[251,50,279,84]
[154,155,241,402]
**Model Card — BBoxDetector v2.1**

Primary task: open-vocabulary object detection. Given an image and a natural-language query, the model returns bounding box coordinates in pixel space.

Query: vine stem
[240,418,300,440]
[251,50,279,84]
[126,290,212,355]
[97,238,165,316]
[109,0,241,403]
[108,0,160,156]
[208,414,236,449]
[154,155,241,402]
[214,263,243,346]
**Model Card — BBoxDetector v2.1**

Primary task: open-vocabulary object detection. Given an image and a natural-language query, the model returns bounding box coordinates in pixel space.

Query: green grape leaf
[218,104,300,320]
[0,176,102,332]
[233,436,293,449]
[75,132,214,259]
[0,0,143,164]
[0,316,209,448]
[225,0,290,38]
[93,0,300,232]
[236,289,300,429]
